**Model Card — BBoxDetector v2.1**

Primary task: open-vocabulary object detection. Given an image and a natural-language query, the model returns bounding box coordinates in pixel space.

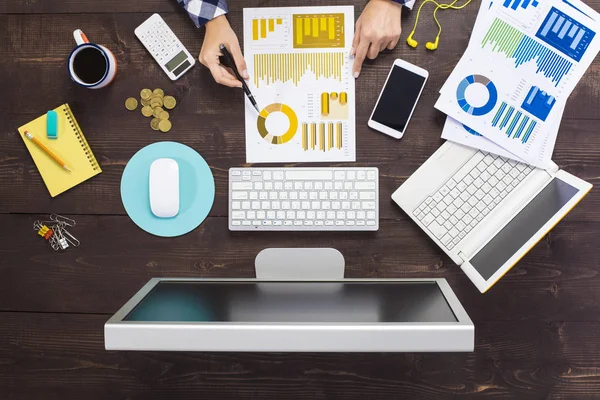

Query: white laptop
[392,141,592,293]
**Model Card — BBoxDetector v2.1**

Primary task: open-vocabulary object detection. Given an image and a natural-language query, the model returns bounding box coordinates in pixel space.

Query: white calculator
[135,13,195,81]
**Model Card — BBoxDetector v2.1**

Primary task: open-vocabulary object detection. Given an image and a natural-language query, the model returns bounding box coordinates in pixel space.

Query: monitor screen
[124,281,457,323]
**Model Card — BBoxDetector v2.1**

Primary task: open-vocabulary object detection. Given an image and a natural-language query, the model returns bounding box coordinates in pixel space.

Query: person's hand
[199,15,249,87]
[351,0,403,78]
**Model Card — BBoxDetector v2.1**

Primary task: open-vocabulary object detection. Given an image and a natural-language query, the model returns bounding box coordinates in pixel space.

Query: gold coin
[159,119,172,133]
[151,98,163,108]
[140,89,152,100]
[125,97,138,111]
[163,96,177,110]
[150,118,161,131]
[153,88,164,97]
[141,106,154,117]
[153,107,163,118]
[159,110,170,120]
[141,98,151,107]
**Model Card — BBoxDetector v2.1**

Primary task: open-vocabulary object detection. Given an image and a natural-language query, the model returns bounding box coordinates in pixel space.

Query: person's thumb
[230,42,249,80]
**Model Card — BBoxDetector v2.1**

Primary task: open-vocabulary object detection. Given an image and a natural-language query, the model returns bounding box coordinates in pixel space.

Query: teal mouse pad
[120,141,215,237]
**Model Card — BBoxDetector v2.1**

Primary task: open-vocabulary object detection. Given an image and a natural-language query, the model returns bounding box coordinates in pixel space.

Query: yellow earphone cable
[408,0,473,46]
[432,0,472,40]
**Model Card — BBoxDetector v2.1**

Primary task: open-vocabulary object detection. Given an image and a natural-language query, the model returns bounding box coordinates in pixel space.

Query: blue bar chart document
[435,0,600,167]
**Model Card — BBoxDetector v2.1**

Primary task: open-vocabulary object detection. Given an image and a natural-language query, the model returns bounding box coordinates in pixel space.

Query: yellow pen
[24,131,72,172]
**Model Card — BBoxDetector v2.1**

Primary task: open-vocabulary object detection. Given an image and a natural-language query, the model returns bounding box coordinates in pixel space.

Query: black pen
[219,44,260,113]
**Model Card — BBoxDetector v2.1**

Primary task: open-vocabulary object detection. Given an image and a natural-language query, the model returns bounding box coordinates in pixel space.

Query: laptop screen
[470,178,580,280]
[123,281,457,323]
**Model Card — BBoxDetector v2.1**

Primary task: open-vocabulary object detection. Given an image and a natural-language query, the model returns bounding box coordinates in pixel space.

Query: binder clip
[33,214,80,251]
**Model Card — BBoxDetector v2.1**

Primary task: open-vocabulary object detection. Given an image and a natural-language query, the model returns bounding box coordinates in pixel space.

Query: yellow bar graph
[277,18,282,25]
[253,52,344,87]
[260,19,267,38]
[268,19,275,32]
[300,121,344,152]
[328,18,335,40]
[293,13,345,48]
[252,19,259,41]
[328,123,334,150]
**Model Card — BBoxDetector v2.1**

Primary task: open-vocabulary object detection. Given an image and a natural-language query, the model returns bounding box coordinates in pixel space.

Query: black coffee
[73,47,107,84]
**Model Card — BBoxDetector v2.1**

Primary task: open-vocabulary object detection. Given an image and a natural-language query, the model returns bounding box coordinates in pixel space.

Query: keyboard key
[449,188,460,198]
[431,208,441,217]
[475,189,485,200]
[441,234,452,246]
[263,171,272,180]
[355,182,376,190]
[367,220,376,226]
[449,215,458,225]
[273,171,284,180]
[444,220,453,230]
[247,211,256,219]
[367,170,377,180]
[232,211,245,219]
[449,227,459,238]
[440,185,450,196]
[334,171,345,180]
[446,179,457,189]
[367,211,376,219]
[360,192,376,200]
[455,209,465,219]
[447,204,458,214]
[357,171,366,180]
[422,214,435,226]
[483,194,494,205]
[456,221,466,231]
[347,171,356,180]
[232,201,241,209]
[441,210,451,220]
[232,182,252,190]
[232,192,248,200]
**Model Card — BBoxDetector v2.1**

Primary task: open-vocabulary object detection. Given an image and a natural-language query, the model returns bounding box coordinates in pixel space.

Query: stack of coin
[125,88,178,133]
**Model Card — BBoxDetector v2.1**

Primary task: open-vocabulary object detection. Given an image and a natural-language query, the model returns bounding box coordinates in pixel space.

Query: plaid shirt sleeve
[391,0,416,10]
[176,0,229,28]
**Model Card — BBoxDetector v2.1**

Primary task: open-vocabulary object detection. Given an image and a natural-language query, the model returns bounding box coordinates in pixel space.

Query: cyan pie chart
[456,75,498,116]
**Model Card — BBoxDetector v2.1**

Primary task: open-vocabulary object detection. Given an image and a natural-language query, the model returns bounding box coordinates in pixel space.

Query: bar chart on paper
[482,18,573,85]
[243,5,356,163]
[536,7,596,61]
[491,102,538,143]
[502,0,539,10]
[293,13,345,48]
[302,122,344,151]
[253,52,346,87]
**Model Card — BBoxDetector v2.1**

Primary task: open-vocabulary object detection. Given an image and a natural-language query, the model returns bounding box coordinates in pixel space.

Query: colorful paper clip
[33,214,80,251]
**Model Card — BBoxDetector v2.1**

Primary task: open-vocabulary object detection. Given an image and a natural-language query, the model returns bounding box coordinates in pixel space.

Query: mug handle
[73,29,90,46]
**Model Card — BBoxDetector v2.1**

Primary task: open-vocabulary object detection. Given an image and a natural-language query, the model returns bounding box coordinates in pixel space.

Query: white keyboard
[229,168,379,231]
[413,152,535,250]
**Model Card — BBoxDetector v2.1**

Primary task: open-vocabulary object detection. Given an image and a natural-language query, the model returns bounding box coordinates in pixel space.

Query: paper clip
[62,229,80,247]
[50,214,76,227]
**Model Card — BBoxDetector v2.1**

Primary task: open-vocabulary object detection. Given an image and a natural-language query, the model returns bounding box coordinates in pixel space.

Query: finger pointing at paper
[351,0,403,78]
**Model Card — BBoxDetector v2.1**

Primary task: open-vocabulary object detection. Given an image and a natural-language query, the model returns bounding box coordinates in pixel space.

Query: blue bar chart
[482,18,573,85]
[521,86,556,121]
[502,0,539,10]
[535,7,596,62]
[491,101,538,143]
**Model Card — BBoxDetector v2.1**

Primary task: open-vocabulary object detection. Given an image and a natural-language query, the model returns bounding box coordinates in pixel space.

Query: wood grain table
[2,0,600,398]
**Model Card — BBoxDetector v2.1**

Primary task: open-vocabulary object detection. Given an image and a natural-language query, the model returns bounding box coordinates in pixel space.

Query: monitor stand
[255,248,345,280]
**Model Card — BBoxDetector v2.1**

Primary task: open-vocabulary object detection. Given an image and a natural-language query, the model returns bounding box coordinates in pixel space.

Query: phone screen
[372,65,426,133]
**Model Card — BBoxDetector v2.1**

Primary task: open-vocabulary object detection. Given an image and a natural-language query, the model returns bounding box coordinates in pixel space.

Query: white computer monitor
[105,278,474,352]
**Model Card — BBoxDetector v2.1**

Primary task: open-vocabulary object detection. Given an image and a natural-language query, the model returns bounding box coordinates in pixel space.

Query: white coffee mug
[68,29,117,89]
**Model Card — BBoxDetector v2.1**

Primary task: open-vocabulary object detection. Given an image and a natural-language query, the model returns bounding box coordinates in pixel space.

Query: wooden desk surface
[2,0,600,398]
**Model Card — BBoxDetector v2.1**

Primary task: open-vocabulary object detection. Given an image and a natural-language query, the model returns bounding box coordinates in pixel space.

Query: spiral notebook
[18,104,102,197]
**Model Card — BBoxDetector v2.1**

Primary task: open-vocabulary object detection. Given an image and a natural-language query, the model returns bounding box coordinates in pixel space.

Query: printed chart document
[435,0,600,167]
[243,6,356,163]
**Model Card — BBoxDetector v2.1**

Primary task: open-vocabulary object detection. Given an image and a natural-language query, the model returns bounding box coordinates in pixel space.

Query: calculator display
[165,51,187,72]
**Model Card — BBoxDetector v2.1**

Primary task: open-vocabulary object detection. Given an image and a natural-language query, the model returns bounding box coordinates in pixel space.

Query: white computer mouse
[149,158,179,218]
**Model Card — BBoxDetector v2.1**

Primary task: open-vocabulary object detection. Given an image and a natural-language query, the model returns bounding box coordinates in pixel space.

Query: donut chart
[257,103,298,144]
[456,75,498,116]
[462,124,482,136]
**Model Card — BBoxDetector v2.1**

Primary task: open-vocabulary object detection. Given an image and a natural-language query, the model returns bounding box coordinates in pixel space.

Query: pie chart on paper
[456,74,498,116]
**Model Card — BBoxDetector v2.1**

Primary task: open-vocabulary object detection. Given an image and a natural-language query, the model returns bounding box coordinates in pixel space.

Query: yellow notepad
[18,104,102,197]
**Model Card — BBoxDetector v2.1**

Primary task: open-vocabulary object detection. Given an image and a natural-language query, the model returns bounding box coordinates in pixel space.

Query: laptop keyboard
[413,151,535,250]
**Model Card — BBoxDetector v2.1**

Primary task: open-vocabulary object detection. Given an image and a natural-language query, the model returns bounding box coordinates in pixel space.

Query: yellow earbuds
[407,0,471,51]
[406,32,418,48]
[426,37,440,50]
